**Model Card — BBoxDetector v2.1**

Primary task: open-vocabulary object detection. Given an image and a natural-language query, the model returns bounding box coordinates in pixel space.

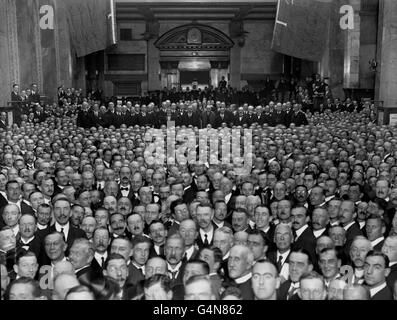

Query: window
[108,54,145,71]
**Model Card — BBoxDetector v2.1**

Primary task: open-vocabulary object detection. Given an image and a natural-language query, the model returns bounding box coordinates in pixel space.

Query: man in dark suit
[91,227,110,274]
[148,220,167,259]
[233,107,249,127]
[196,205,217,250]
[366,215,385,251]
[76,102,93,128]
[178,219,199,263]
[291,206,317,266]
[201,105,216,128]
[215,105,233,128]
[289,103,308,127]
[113,106,125,128]
[0,112,7,130]
[277,248,314,300]
[103,252,136,300]
[125,235,151,287]
[11,84,23,125]
[69,238,102,286]
[382,236,397,290]
[103,103,116,128]
[16,214,42,260]
[339,199,362,254]
[33,105,46,124]
[164,234,186,289]
[29,84,41,104]
[181,106,201,128]
[270,103,288,127]
[364,251,393,300]
[37,199,86,257]
[224,244,255,300]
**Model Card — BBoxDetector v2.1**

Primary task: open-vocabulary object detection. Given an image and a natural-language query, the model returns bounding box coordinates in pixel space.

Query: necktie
[204,234,209,247]
[277,255,283,272]
[60,227,66,241]
[287,284,299,300]
[101,257,105,268]
[169,270,178,280]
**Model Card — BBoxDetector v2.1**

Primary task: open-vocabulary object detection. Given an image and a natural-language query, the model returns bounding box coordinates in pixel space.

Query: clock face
[187,28,201,44]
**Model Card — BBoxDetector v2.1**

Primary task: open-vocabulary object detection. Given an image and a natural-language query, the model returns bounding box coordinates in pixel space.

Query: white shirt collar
[11,225,19,237]
[132,262,145,274]
[95,251,108,262]
[358,221,366,229]
[343,221,355,231]
[295,224,309,239]
[21,236,35,244]
[389,261,397,267]
[370,236,384,248]
[369,282,387,297]
[234,272,252,284]
[313,228,326,239]
[167,261,182,272]
[277,249,290,264]
[185,246,195,261]
[259,226,270,233]
[223,251,230,261]
[37,223,47,230]
[55,222,70,240]
[199,226,214,243]
[213,220,224,229]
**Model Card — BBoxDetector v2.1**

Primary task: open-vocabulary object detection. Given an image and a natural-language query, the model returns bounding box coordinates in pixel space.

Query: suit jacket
[149,243,165,259]
[196,224,217,250]
[76,265,103,286]
[201,111,217,128]
[373,238,385,252]
[289,111,308,127]
[293,226,317,265]
[270,111,288,127]
[371,285,393,300]
[20,201,35,215]
[386,263,397,290]
[215,112,233,128]
[91,256,104,276]
[126,262,145,287]
[16,235,42,260]
[344,222,363,253]
[233,114,249,127]
[38,224,87,262]
[76,110,93,128]
[182,186,196,205]
[223,277,254,300]
[277,280,291,300]
[181,112,201,128]
[0,119,7,130]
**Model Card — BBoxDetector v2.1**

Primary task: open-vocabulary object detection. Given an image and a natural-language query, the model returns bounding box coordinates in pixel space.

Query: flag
[65,0,116,57]
[271,0,332,62]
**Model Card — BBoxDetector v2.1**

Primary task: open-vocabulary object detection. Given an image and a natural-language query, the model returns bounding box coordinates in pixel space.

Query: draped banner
[65,0,115,57]
[271,0,332,62]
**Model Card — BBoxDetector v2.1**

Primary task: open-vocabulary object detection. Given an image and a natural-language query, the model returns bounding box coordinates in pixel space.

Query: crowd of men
[0,77,396,301]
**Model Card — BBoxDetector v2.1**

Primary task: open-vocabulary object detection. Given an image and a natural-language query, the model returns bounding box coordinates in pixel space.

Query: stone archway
[154,23,234,90]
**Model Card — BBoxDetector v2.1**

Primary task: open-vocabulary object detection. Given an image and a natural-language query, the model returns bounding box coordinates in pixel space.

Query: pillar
[375,0,397,109]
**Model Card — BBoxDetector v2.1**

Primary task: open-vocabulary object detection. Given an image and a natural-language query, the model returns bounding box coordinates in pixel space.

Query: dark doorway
[180,70,210,89]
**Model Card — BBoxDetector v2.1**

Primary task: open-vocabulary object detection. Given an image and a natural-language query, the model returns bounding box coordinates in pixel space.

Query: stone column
[375,0,397,109]
[343,0,361,89]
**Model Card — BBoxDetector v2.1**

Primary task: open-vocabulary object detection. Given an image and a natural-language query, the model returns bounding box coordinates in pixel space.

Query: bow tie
[120,187,129,191]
